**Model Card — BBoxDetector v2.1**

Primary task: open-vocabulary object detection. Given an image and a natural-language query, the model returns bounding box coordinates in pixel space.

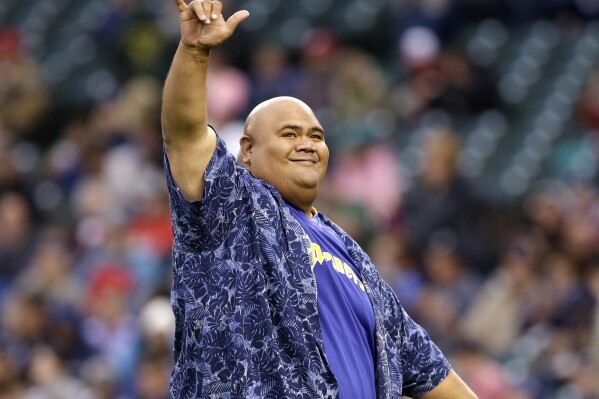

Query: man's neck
[283,197,316,218]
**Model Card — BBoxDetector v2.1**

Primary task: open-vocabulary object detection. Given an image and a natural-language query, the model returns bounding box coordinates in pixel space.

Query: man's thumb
[226,10,250,32]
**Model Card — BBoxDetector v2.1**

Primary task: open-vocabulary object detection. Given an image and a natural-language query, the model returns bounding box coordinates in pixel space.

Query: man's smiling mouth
[291,159,317,166]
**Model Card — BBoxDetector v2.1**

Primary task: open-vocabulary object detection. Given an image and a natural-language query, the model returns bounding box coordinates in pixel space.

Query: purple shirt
[287,203,376,399]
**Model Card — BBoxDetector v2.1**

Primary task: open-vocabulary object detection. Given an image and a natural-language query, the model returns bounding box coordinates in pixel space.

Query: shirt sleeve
[400,306,451,398]
[164,135,246,251]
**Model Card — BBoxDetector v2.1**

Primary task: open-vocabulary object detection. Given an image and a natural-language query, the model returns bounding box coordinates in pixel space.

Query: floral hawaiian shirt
[165,136,450,398]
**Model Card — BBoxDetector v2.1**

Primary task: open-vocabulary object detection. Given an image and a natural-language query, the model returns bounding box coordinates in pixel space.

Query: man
[162,0,478,398]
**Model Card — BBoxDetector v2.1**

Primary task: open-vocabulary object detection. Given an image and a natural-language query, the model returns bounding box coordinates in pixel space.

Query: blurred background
[1,0,599,398]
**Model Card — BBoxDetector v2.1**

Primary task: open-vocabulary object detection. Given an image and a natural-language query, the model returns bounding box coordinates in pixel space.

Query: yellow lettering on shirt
[343,263,354,280]
[311,242,324,268]
[309,242,366,293]
[332,257,344,273]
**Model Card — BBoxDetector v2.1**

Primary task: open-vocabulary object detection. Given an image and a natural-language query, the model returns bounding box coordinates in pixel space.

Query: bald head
[238,97,319,164]
[244,97,315,138]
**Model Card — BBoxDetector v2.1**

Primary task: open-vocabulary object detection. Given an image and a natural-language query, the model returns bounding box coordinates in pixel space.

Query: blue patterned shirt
[165,136,451,398]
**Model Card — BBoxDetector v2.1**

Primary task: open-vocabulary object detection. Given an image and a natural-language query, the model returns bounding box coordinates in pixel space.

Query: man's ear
[237,135,253,166]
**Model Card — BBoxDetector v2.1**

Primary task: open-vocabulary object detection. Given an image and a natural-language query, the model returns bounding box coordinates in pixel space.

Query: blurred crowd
[1,0,599,398]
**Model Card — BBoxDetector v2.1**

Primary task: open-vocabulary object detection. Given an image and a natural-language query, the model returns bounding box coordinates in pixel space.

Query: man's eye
[282,132,295,137]
[311,135,323,140]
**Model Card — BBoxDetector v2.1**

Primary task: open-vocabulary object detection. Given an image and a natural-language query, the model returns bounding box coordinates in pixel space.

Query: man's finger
[210,1,223,20]
[188,0,209,22]
[202,0,214,24]
[225,10,250,32]
[174,0,187,13]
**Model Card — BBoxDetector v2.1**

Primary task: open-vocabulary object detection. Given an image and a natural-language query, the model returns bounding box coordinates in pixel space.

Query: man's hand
[175,0,250,50]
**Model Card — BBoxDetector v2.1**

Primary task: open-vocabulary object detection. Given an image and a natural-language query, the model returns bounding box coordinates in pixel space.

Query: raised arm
[162,0,249,200]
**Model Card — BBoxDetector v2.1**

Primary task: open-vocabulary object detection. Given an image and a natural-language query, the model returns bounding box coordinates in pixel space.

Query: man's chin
[293,175,321,190]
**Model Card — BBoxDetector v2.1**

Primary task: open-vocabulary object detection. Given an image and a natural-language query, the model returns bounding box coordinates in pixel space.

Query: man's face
[242,99,329,201]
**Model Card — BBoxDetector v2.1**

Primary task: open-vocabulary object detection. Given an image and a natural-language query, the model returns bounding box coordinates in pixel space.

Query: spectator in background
[206,51,250,156]
[2,293,51,370]
[10,226,92,366]
[389,0,462,43]
[248,42,300,110]
[327,132,402,227]
[25,346,96,399]
[524,186,564,248]
[427,51,498,117]
[520,251,596,394]
[0,349,24,397]
[296,28,340,111]
[589,262,599,366]
[138,296,175,358]
[134,354,171,399]
[0,27,47,136]
[525,251,594,336]
[15,228,80,310]
[526,183,599,268]
[120,19,170,78]
[391,26,442,122]
[563,184,599,258]
[391,27,498,123]
[417,233,480,351]
[460,235,542,357]
[400,128,499,275]
[329,48,389,121]
[44,114,98,198]
[134,295,174,399]
[367,231,425,315]
[0,192,37,292]
[578,66,599,131]
[79,356,118,399]
[452,342,534,399]
[91,0,137,47]
[81,265,139,396]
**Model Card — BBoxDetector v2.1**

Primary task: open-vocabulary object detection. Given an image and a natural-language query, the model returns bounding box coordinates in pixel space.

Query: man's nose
[296,137,316,151]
